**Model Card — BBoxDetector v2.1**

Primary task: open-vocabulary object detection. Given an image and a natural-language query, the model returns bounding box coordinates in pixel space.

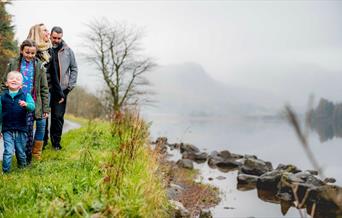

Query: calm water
[144,113,342,218]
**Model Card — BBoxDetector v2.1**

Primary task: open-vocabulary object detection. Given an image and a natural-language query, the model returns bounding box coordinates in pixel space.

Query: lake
[144,113,342,218]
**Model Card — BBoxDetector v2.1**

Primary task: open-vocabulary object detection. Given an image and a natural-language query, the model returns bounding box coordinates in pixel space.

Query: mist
[7,1,342,113]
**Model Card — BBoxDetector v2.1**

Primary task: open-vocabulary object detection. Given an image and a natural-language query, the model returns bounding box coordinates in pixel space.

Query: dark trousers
[47,94,67,148]
[26,112,34,163]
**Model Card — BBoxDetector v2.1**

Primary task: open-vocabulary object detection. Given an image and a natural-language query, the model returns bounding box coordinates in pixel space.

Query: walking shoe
[54,145,62,150]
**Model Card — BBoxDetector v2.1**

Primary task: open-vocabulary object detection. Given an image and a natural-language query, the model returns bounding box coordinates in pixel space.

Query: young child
[0,71,35,173]
[1,39,49,163]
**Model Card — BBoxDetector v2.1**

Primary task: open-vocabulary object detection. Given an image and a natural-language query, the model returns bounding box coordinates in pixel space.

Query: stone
[237,173,258,185]
[237,173,259,191]
[167,183,184,200]
[216,159,241,170]
[257,170,283,192]
[154,136,168,145]
[216,176,226,180]
[180,143,200,154]
[275,164,301,173]
[240,157,273,176]
[218,150,232,159]
[169,200,190,218]
[324,177,336,184]
[199,209,213,218]
[182,151,208,163]
[176,159,194,169]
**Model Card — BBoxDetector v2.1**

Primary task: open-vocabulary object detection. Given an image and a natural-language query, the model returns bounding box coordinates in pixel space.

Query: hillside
[145,62,280,117]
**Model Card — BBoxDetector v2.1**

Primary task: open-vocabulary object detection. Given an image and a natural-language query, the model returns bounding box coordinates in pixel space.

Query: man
[45,26,78,150]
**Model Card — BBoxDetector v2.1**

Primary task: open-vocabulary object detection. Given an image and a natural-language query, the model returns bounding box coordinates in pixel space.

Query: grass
[0,113,170,218]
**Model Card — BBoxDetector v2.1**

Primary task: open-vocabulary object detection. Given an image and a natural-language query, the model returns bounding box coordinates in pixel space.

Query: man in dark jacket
[45,26,78,150]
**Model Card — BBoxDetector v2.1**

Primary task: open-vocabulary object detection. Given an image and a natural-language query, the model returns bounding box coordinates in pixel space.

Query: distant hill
[144,62,282,117]
[77,59,283,117]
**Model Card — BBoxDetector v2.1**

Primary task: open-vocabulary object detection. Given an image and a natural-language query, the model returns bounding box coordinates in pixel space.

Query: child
[0,39,49,162]
[0,71,35,173]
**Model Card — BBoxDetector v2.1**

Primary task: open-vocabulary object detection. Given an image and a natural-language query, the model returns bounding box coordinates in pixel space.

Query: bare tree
[83,19,156,113]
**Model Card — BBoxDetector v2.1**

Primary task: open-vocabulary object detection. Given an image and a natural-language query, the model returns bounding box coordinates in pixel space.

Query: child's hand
[18,100,27,107]
[43,112,49,119]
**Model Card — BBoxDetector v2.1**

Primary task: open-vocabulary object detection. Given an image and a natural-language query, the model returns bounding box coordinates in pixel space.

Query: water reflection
[164,139,342,218]
[238,180,342,218]
[308,98,342,142]
[145,112,342,217]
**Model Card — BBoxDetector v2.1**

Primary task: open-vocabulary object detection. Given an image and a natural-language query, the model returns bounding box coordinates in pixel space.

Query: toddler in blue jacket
[0,71,35,173]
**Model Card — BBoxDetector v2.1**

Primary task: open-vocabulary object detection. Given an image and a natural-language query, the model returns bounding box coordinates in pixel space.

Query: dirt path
[0,119,81,161]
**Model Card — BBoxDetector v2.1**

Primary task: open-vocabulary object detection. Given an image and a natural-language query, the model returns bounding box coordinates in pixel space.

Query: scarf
[37,46,51,64]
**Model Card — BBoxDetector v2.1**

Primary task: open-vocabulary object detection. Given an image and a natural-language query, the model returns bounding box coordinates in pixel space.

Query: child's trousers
[2,130,27,173]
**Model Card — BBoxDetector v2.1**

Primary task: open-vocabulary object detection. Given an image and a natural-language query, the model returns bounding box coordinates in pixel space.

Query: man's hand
[18,100,27,107]
[58,98,64,104]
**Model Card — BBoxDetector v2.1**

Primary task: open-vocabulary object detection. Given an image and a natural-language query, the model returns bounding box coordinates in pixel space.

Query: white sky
[7,0,342,106]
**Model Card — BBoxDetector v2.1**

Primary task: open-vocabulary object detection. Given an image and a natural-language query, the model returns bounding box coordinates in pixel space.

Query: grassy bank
[0,113,169,217]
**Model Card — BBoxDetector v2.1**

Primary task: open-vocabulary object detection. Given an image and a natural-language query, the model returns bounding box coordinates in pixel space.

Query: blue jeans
[34,118,46,141]
[2,131,27,173]
[26,114,46,164]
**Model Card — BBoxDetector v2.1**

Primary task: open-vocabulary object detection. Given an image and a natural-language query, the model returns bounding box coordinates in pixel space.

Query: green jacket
[1,57,50,119]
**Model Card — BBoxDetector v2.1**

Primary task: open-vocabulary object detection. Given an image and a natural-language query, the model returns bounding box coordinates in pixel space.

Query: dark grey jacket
[57,41,78,91]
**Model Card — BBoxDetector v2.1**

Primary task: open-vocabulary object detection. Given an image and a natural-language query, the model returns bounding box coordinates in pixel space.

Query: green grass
[0,116,170,218]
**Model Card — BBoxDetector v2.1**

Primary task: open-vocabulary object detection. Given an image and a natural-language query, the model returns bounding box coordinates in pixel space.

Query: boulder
[257,170,283,192]
[257,189,280,204]
[208,150,242,171]
[216,160,241,172]
[182,151,208,163]
[218,150,232,159]
[237,173,259,191]
[324,177,336,184]
[219,150,243,159]
[240,157,273,176]
[275,164,301,173]
[180,143,200,154]
[176,159,194,169]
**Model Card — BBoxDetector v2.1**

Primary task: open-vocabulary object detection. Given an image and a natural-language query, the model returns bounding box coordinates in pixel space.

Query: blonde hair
[7,71,23,84]
[27,23,51,63]
[27,23,51,50]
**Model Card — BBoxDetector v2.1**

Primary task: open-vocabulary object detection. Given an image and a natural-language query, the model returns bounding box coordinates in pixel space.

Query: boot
[32,140,44,160]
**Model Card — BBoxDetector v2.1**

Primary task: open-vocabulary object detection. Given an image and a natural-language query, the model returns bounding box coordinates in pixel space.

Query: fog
[7,0,342,112]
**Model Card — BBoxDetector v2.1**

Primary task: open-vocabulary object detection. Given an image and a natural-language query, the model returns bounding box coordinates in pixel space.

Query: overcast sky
[7,0,342,107]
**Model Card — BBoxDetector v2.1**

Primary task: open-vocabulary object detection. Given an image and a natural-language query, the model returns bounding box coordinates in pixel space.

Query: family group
[0,23,78,173]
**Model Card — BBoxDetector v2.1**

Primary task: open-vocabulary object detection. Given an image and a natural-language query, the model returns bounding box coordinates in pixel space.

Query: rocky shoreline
[153,137,342,218]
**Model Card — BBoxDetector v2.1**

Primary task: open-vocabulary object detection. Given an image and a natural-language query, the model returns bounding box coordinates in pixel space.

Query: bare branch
[82,18,156,113]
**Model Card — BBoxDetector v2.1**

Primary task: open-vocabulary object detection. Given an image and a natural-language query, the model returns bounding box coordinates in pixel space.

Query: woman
[26,23,63,160]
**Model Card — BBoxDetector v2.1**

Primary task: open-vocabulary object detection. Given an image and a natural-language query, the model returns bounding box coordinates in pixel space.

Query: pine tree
[0,0,17,77]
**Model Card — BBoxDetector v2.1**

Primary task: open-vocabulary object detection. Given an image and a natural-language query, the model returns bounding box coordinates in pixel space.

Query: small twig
[285,105,325,179]
[310,202,317,218]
